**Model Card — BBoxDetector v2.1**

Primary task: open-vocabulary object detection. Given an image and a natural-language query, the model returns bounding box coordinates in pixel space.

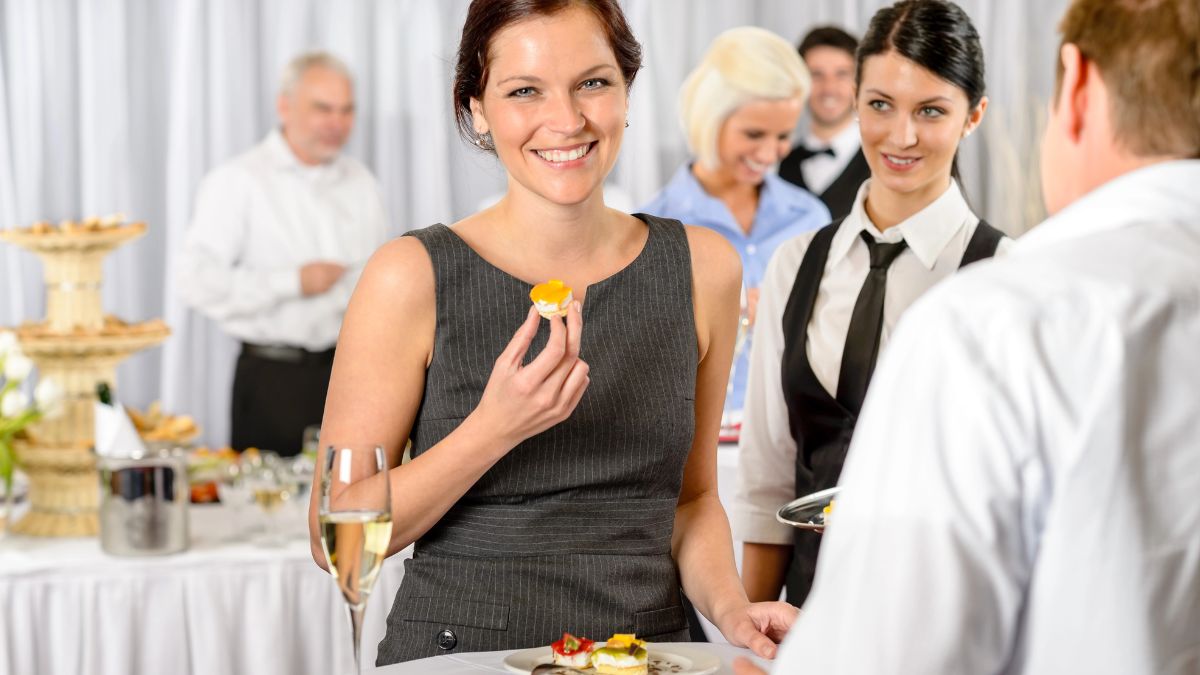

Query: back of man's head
[1058,0,1200,158]
[1042,0,1199,214]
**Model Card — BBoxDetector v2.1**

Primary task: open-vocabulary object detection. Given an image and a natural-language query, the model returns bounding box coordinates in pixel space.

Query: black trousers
[230,344,335,456]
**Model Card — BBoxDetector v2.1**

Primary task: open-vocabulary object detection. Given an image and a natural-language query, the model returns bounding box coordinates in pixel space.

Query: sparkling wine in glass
[318,445,392,675]
[245,454,299,546]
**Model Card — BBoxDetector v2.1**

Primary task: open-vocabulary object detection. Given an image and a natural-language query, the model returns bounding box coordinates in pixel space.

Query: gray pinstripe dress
[375,215,696,664]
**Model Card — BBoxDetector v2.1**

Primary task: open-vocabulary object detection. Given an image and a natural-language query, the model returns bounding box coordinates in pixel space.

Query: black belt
[241,342,335,365]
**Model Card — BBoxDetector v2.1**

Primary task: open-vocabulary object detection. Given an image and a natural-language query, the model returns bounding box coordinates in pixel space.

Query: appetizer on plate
[550,632,595,668]
[591,633,648,675]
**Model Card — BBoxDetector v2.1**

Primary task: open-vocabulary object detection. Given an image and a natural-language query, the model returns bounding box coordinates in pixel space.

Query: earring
[474,132,493,150]
[624,119,629,128]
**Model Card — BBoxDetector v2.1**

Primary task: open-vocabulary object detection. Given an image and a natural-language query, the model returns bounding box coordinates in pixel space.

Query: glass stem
[348,602,366,674]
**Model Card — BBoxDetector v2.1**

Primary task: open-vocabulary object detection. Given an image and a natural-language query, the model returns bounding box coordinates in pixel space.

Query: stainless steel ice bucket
[97,449,189,556]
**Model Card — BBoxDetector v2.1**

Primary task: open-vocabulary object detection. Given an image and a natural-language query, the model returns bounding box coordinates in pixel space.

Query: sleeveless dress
[375,214,697,664]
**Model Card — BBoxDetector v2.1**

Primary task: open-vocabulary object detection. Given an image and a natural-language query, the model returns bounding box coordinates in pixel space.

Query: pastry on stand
[1,216,170,536]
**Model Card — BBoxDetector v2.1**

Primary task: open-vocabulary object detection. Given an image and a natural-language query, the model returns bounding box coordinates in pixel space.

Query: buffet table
[0,444,746,675]
[0,502,407,675]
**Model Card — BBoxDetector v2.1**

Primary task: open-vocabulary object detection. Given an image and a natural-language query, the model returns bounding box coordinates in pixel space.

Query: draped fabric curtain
[0,0,1068,447]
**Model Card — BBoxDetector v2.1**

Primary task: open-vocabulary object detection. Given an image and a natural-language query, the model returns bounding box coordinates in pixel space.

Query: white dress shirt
[799,122,862,195]
[774,160,1200,674]
[177,129,388,351]
[733,179,1013,545]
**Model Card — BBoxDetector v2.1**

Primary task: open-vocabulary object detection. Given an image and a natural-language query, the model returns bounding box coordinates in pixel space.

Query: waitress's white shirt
[734,179,1012,545]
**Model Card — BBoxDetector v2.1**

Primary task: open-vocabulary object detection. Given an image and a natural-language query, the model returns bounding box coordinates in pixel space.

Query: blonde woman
[642,27,831,421]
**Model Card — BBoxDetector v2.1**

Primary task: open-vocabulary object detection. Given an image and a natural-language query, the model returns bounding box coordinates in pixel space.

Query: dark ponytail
[856,0,985,184]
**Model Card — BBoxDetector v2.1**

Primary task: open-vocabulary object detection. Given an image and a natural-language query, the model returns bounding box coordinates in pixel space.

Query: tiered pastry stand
[0,222,169,536]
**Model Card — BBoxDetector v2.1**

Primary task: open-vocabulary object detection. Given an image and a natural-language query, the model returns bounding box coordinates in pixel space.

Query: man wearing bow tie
[778,27,870,220]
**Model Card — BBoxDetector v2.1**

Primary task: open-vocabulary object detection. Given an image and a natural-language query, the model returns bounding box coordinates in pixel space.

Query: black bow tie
[796,145,836,161]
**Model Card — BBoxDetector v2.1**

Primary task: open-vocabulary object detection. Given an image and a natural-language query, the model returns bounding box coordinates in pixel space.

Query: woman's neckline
[435,214,655,299]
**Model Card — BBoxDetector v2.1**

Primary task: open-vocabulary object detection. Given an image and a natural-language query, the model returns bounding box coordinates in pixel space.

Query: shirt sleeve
[733,236,810,545]
[772,287,1033,673]
[175,166,302,321]
[318,171,391,309]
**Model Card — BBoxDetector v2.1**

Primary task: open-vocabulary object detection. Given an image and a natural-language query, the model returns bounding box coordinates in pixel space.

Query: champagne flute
[319,445,393,675]
[245,453,299,546]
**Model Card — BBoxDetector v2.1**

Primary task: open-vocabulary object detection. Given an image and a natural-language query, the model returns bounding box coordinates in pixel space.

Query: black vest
[779,146,872,221]
[779,217,1004,606]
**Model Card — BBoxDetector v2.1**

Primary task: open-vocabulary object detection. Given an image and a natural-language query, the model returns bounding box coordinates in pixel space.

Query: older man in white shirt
[178,52,388,455]
[737,0,1200,673]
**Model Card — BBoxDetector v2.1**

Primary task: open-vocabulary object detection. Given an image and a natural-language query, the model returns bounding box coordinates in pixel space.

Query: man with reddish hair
[739,0,1200,672]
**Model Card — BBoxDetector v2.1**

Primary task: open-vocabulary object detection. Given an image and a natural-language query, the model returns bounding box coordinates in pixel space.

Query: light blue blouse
[640,164,830,413]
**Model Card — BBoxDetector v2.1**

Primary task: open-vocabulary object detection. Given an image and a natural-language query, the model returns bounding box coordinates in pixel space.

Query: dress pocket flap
[635,604,687,638]
[400,597,509,630]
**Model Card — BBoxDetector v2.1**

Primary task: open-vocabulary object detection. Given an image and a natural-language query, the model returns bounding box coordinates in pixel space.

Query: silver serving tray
[776,486,841,530]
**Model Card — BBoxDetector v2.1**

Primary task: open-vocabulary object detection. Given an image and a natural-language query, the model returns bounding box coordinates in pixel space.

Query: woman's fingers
[558,358,591,415]
[740,629,779,660]
[481,303,588,443]
[523,311,568,380]
[498,306,542,368]
[528,301,584,383]
[542,302,585,388]
[565,301,583,360]
[732,657,768,675]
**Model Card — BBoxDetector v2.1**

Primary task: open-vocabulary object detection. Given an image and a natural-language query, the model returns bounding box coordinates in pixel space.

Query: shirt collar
[660,163,821,238]
[756,171,825,229]
[1016,159,1200,253]
[660,164,716,225]
[803,121,861,159]
[829,178,973,270]
[264,128,345,179]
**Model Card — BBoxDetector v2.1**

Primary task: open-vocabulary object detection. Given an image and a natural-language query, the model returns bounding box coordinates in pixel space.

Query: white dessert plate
[776,486,842,530]
[503,642,720,675]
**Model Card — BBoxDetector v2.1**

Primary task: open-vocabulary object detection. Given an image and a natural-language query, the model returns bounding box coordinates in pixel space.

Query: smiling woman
[733,0,1011,611]
[639,27,832,420]
[309,0,798,666]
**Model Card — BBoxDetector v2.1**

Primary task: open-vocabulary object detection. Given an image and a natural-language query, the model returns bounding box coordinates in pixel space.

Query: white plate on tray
[503,642,721,674]
[776,486,841,530]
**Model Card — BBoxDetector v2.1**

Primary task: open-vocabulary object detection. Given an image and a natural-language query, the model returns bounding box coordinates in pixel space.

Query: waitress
[733,0,1010,607]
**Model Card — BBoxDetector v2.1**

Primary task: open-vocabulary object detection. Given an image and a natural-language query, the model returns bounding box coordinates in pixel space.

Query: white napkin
[93,402,147,459]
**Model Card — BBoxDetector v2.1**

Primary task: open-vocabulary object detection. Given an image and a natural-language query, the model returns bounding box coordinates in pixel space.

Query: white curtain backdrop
[0,0,1069,448]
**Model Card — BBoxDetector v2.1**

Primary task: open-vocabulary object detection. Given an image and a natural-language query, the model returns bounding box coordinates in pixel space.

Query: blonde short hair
[278,51,353,98]
[679,27,811,170]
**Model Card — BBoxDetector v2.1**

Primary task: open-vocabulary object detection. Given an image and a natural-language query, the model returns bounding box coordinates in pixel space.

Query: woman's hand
[746,286,761,326]
[733,657,769,675]
[470,302,590,448]
[715,600,799,660]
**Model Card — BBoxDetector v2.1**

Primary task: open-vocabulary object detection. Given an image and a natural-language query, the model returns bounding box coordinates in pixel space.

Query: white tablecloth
[0,445,746,675]
[0,502,407,675]
[371,642,768,674]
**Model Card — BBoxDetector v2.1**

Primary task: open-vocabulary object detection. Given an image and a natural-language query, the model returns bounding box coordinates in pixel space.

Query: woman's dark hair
[453,0,643,152]
[856,0,985,183]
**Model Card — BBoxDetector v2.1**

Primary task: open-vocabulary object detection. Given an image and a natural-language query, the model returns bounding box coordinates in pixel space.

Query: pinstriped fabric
[376,215,697,665]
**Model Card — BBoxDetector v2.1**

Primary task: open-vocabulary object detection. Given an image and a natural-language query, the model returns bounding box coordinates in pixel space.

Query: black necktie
[836,231,908,415]
[797,145,836,161]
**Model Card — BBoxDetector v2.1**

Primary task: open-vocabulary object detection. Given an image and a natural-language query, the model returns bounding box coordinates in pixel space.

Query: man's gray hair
[278,51,353,97]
